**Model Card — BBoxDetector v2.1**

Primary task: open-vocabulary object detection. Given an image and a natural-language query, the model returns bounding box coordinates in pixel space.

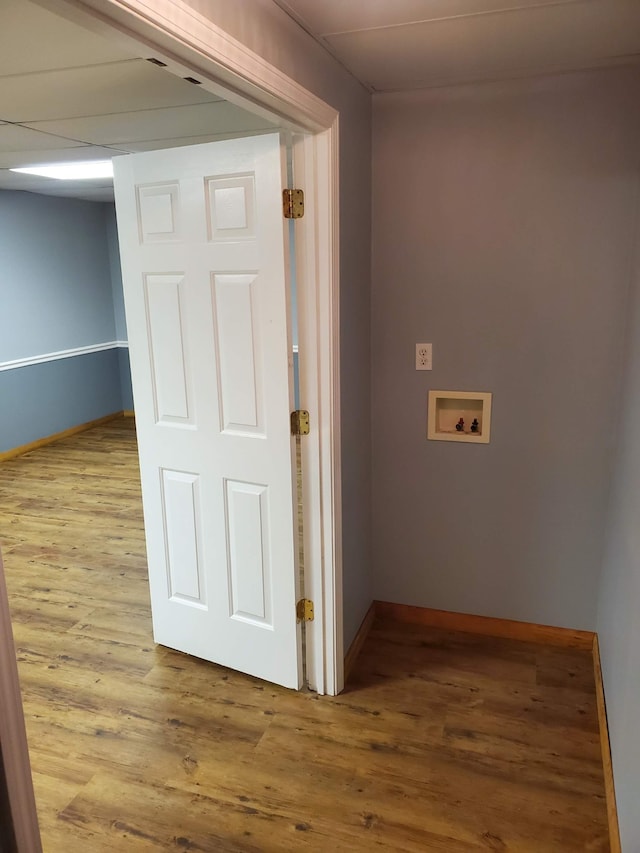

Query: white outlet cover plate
[416,343,432,370]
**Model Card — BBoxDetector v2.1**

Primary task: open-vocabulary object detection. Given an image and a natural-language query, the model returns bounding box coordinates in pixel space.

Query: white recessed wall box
[427,390,492,444]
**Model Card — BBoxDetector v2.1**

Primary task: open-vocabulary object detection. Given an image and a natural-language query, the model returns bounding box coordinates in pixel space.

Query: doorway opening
[2,0,340,683]
[2,1,341,845]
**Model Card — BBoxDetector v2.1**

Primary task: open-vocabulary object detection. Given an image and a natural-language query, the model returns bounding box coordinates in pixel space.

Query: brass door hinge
[296,598,314,622]
[283,188,304,219]
[291,410,310,436]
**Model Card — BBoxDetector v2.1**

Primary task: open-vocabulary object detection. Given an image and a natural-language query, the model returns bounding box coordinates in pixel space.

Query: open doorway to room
[0,0,341,846]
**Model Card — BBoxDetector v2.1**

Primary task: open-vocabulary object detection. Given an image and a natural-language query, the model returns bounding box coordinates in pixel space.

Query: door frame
[35,0,344,696]
[0,552,42,852]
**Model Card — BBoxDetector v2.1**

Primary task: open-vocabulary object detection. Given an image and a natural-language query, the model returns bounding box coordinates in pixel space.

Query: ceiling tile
[26,102,277,146]
[276,0,579,35]
[117,129,272,152]
[0,2,280,203]
[325,2,640,90]
[56,188,115,202]
[0,169,114,200]
[0,123,83,153]
[0,170,83,191]
[0,144,125,169]
[25,185,114,203]
[0,0,131,75]
[0,59,221,123]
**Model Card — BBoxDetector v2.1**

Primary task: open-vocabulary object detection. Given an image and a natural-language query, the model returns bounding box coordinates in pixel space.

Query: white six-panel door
[113,134,302,689]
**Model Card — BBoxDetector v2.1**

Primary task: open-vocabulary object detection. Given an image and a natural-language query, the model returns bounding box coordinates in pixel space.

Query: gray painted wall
[105,203,128,342]
[0,351,123,454]
[105,203,134,410]
[597,159,640,848]
[181,0,373,647]
[0,191,131,451]
[0,192,116,361]
[372,67,640,630]
[117,348,134,412]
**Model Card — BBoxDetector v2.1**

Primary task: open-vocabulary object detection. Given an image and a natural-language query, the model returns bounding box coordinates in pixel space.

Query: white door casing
[113,134,303,689]
[0,551,42,853]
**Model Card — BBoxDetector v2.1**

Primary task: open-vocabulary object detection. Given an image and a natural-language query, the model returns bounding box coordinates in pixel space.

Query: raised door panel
[212,273,263,436]
[225,480,272,627]
[206,174,256,242]
[137,182,180,243]
[161,469,206,607]
[144,274,193,425]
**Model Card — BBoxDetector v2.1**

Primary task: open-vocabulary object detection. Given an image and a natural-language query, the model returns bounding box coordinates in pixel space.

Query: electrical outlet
[416,343,432,371]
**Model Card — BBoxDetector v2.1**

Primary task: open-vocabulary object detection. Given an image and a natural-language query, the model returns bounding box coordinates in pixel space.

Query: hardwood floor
[0,419,609,851]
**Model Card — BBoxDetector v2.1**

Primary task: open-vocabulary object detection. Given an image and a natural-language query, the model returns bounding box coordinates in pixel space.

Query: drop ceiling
[0,0,278,202]
[274,0,640,92]
[5,0,640,203]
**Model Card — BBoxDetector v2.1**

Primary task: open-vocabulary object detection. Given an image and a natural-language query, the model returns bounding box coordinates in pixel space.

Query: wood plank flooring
[0,418,609,851]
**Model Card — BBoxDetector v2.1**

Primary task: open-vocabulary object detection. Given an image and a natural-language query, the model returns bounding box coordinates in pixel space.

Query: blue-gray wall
[0,191,132,452]
[105,204,134,410]
[0,192,116,360]
[105,203,128,342]
[597,105,640,849]
[371,67,640,631]
[0,352,123,452]
[117,348,134,412]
